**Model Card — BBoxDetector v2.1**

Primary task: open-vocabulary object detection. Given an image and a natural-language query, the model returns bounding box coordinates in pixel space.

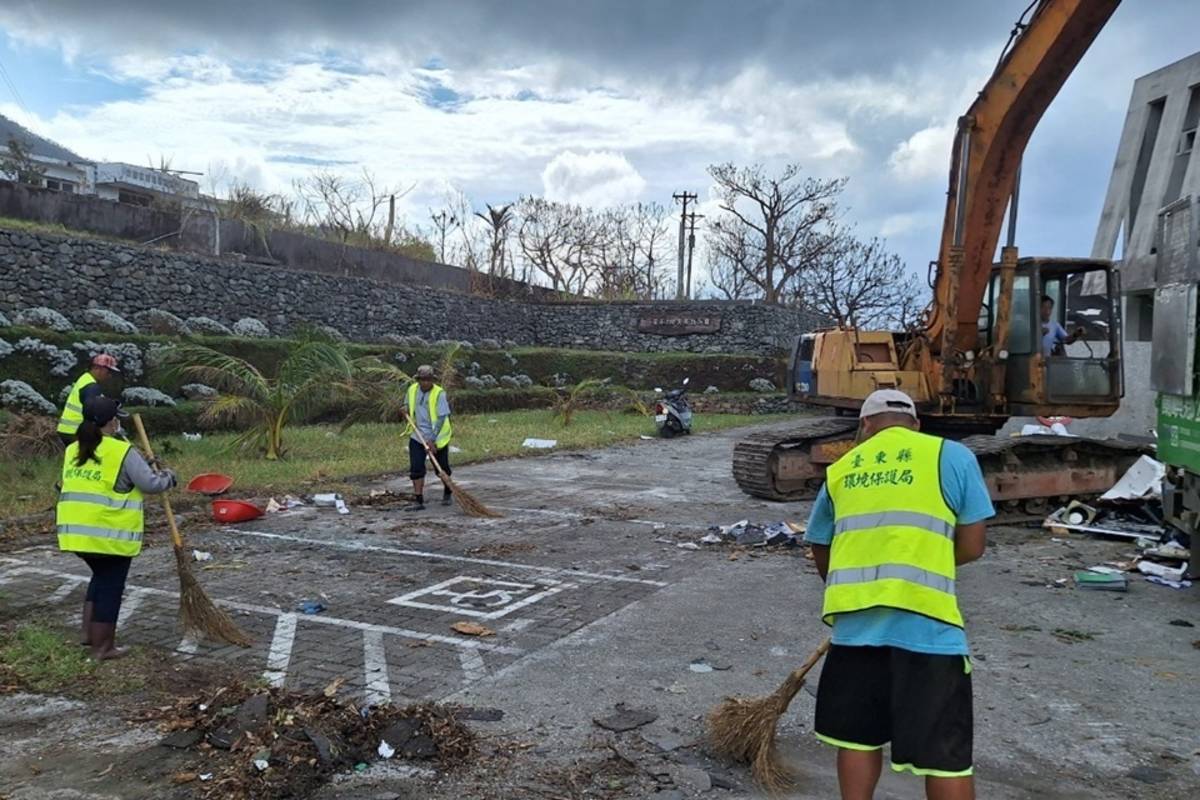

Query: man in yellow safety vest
[58,353,121,445]
[804,389,993,800]
[402,364,453,511]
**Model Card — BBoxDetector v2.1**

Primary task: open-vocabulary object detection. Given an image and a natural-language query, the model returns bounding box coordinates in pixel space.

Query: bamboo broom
[131,414,252,646]
[407,420,501,519]
[707,636,831,792]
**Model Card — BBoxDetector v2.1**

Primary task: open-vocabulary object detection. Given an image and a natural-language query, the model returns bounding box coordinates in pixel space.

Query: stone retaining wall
[0,228,825,355]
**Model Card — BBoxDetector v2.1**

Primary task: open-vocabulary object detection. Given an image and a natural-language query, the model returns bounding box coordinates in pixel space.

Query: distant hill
[0,113,86,162]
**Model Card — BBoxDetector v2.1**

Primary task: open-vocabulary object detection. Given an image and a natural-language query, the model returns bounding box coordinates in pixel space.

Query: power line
[0,53,32,121]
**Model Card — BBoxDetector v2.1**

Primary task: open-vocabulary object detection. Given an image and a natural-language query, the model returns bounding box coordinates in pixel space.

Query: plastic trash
[1137,560,1188,581]
[298,600,326,615]
[377,740,395,759]
[312,493,342,507]
[1101,455,1165,502]
[191,550,212,562]
[335,496,349,515]
[182,432,202,441]
[522,438,557,449]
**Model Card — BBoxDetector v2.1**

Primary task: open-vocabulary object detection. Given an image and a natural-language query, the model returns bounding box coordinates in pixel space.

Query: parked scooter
[654,377,693,438]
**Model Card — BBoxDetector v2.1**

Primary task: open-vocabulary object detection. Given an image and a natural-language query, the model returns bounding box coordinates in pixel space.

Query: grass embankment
[1,409,763,519]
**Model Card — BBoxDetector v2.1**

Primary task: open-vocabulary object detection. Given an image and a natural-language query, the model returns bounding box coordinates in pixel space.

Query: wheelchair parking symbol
[387,576,569,619]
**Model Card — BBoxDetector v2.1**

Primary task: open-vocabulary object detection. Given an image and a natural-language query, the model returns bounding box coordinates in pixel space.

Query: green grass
[1,408,764,518]
[0,623,96,691]
[0,216,140,246]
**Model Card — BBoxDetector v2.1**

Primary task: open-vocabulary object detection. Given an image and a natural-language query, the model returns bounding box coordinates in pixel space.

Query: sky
[0,0,1196,293]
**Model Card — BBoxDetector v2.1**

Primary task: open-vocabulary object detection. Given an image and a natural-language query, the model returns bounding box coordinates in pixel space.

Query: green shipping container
[1157,393,1200,473]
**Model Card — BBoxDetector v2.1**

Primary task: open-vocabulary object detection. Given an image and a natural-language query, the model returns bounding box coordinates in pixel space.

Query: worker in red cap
[58,353,121,446]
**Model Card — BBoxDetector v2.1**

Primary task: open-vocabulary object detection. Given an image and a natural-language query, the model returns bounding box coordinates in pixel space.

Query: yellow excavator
[733,0,1146,516]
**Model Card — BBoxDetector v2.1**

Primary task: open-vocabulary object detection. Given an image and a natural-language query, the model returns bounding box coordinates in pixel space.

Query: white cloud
[540,150,645,207]
[879,210,937,238]
[887,121,955,183]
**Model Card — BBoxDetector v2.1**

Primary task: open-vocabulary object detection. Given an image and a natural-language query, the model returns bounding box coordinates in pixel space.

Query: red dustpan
[212,499,263,523]
[188,473,234,495]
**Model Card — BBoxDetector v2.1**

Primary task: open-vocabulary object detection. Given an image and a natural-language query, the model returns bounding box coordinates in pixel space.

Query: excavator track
[733,418,1149,519]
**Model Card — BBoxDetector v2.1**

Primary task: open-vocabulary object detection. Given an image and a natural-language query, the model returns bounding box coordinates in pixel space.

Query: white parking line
[363,629,391,705]
[222,529,669,587]
[263,613,297,688]
[49,576,87,602]
[118,587,149,624]
[458,649,486,683]
[1,560,522,655]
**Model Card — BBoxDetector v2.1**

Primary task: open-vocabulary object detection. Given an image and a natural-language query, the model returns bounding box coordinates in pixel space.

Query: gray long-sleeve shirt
[411,388,451,443]
[114,446,176,494]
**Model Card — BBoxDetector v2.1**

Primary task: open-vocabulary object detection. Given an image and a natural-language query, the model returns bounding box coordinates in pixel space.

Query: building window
[45,178,76,193]
[1127,293,1154,343]
[1180,127,1197,155]
[117,190,152,207]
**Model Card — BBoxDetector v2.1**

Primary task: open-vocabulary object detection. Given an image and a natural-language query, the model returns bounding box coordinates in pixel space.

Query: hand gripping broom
[707,636,831,792]
[131,414,252,646]
[407,420,501,519]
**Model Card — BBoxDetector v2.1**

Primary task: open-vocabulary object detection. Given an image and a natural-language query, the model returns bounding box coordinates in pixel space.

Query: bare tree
[475,203,516,280]
[516,197,601,294]
[794,235,926,329]
[706,163,846,304]
[1,137,46,186]
[706,237,758,300]
[291,168,434,260]
[602,202,671,299]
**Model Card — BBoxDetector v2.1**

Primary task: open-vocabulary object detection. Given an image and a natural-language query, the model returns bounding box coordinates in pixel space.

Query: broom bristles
[174,546,253,647]
[706,690,797,793]
[441,474,502,518]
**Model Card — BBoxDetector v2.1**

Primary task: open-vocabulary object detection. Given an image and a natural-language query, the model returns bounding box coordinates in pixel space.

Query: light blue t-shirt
[1042,320,1069,356]
[804,438,995,655]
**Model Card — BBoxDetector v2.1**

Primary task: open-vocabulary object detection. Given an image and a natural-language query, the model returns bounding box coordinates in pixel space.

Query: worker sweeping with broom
[803,389,993,799]
[708,389,992,797]
[403,364,454,512]
[56,397,176,660]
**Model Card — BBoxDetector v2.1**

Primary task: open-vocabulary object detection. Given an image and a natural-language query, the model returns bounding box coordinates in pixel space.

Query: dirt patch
[137,682,475,800]
[464,542,537,559]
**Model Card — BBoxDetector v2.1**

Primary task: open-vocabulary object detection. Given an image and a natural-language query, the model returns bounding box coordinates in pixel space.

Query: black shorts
[408,438,451,480]
[814,644,973,777]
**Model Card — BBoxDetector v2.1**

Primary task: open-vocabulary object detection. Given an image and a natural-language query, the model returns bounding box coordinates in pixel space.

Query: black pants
[76,553,132,624]
[409,438,451,485]
[59,432,75,447]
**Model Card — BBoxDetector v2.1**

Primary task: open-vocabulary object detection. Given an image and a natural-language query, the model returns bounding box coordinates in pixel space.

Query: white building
[1087,51,1200,437]
[0,114,203,207]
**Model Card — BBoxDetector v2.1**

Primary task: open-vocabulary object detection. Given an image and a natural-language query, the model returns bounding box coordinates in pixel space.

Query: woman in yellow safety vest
[56,396,175,660]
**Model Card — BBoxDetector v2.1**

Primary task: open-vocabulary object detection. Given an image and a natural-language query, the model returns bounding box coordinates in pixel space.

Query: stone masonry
[0,228,825,355]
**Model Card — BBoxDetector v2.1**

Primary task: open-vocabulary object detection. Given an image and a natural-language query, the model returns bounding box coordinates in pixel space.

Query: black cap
[82,396,129,426]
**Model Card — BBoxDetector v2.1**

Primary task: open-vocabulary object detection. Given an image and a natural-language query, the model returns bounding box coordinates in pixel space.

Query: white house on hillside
[0,114,204,208]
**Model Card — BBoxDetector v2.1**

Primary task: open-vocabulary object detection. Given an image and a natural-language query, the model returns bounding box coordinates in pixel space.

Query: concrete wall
[1084,51,1200,438]
[0,181,548,298]
[0,227,821,355]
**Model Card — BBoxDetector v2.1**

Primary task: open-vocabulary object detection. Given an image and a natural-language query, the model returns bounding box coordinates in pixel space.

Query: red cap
[91,353,121,373]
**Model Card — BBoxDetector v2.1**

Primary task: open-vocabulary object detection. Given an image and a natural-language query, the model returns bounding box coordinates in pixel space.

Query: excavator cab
[978,257,1123,416]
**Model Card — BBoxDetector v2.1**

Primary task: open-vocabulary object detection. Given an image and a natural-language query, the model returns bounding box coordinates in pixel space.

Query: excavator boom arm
[925,0,1120,353]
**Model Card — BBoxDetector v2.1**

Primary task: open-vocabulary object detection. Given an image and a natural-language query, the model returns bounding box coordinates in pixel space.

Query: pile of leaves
[0,412,63,459]
[145,681,476,799]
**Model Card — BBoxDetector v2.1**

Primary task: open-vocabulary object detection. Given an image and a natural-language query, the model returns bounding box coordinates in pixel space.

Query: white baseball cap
[859,389,918,420]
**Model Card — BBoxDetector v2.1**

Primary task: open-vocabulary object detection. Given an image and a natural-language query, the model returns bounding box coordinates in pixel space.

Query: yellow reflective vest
[57,372,97,436]
[405,383,452,449]
[57,437,145,558]
[823,426,963,628]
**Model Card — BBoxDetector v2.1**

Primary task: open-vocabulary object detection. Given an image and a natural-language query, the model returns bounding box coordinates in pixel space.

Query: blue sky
[0,1,1196,292]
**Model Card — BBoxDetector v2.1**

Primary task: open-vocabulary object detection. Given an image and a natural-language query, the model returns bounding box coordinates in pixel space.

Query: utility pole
[684,211,703,300]
[672,191,697,300]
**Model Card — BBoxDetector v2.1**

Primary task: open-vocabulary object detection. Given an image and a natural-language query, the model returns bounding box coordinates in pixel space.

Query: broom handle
[789,636,832,682]
[407,416,453,486]
[131,413,185,550]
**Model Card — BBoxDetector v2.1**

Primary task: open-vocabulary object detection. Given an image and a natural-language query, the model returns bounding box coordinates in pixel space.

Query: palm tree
[170,342,353,459]
[336,357,412,431]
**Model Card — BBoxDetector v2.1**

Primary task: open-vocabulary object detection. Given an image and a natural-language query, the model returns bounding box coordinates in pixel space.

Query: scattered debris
[1145,576,1193,590]
[312,493,350,514]
[1167,619,1194,628]
[522,438,558,449]
[191,549,213,563]
[143,684,474,800]
[1074,570,1127,591]
[1137,560,1189,582]
[182,432,202,441]
[1042,507,1163,541]
[676,542,700,551]
[699,519,804,548]
[1052,629,1098,644]
[298,600,326,615]
[451,621,494,637]
[593,704,659,732]
[1101,456,1166,502]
